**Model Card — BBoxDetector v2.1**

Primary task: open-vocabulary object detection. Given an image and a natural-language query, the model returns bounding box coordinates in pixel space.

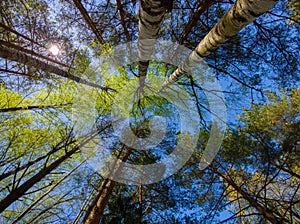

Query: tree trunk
[161,0,278,89]
[211,164,285,224]
[82,179,116,224]
[11,160,85,223]
[169,0,215,61]
[0,103,71,113]
[0,125,109,213]
[72,0,105,44]
[0,135,76,181]
[116,0,131,42]
[0,45,111,91]
[138,0,166,90]
[138,185,143,223]
[83,148,133,224]
[0,23,44,48]
[178,0,214,45]
[0,39,71,69]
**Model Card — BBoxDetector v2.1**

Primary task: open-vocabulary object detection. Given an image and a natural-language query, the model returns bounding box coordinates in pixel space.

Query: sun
[49,44,60,56]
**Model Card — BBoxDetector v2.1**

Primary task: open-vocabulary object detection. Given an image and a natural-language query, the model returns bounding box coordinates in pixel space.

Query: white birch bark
[138,0,166,88]
[160,0,278,89]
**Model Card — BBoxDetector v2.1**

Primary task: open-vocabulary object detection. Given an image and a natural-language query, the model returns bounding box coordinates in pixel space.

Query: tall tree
[0,125,110,213]
[137,0,166,90]
[160,0,278,89]
[0,0,299,223]
[72,0,105,44]
[215,88,300,223]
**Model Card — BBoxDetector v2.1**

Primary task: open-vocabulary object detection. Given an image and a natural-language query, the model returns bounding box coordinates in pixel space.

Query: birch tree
[160,0,278,89]
[137,0,166,89]
[70,3,168,221]
[0,0,298,223]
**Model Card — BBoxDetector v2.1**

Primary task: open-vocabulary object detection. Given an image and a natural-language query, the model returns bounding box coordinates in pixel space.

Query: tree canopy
[0,0,299,223]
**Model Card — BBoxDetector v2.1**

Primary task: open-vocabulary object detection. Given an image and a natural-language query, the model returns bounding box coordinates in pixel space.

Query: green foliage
[0,0,299,223]
[74,50,91,76]
[220,88,300,223]
[286,0,300,23]
[241,89,300,137]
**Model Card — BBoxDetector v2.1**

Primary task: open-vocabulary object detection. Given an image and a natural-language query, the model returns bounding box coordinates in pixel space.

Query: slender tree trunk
[160,0,278,89]
[0,39,71,68]
[82,125,148,223]
[11,160,85,223]
[211,164,286,224]
[0,45,112,91]
[138,184,143,223]
[26,191,72,223]
[0,135,76,181]
[0,23,44,48]
[82,179,116,224]
[169,0,215,61]
[83,148,133,224]
[73,188,96,224]
[178,0,214,45]
[0,125,109,213]
[0,103,71,113]
[138,0,166,90]
[72,0,105,44]
[116,0,131,42]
